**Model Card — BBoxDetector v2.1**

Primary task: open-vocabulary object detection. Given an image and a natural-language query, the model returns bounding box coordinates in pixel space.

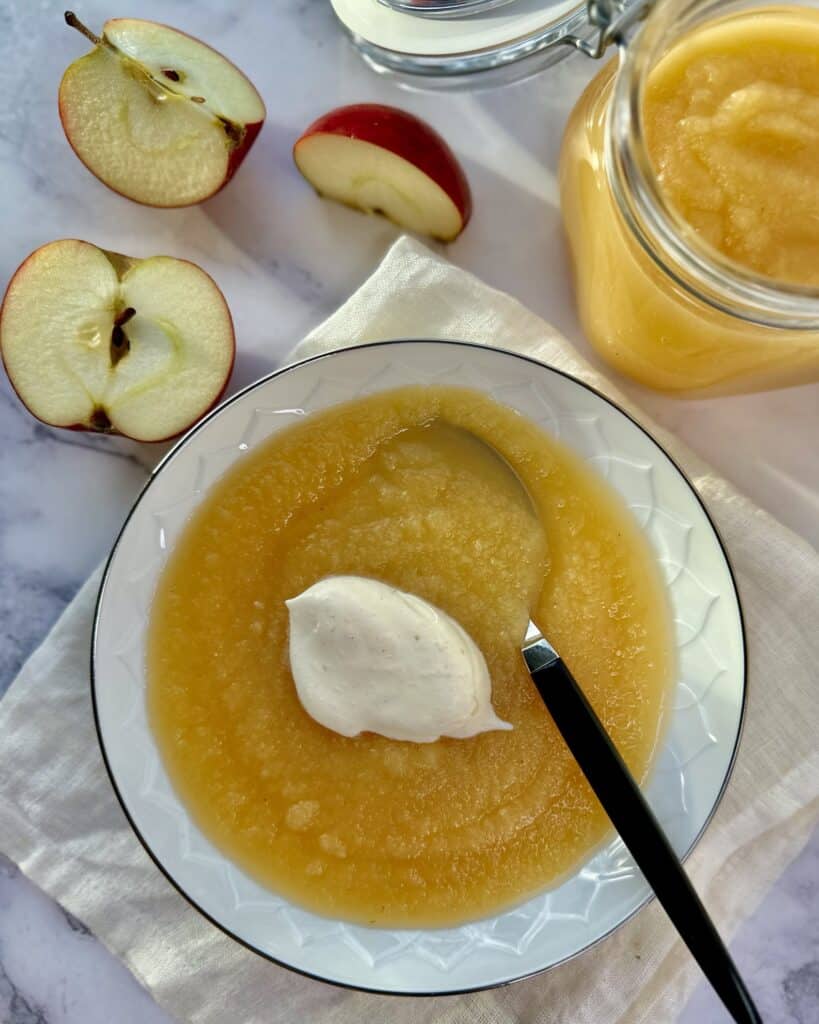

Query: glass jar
[329,0,630,87]
[560,0,819,394]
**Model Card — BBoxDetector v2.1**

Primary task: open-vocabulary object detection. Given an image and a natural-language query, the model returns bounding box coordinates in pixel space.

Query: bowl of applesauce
[92,340,746,994]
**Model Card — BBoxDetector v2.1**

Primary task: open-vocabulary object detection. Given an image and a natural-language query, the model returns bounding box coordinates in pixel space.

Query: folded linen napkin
[1,237,817,1024]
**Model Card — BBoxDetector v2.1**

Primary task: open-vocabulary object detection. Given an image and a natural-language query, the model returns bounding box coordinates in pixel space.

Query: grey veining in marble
[0,854,169,1024]
[679,836,819,1024]
[0,385,150,693]
[0,0,816,1022]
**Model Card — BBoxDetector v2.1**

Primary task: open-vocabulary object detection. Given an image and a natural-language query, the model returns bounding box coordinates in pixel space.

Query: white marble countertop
[0,1,816,1022]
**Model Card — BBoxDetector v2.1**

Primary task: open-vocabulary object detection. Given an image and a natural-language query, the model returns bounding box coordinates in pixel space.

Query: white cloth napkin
[1,237,817,1024]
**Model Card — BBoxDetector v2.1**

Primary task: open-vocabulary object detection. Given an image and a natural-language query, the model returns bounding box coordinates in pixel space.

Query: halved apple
[59,13,265,207]
[0,240,235,442]
[293,104,472,242]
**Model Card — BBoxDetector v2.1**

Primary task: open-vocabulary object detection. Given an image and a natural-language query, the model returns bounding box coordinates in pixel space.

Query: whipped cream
[286,576,512,743]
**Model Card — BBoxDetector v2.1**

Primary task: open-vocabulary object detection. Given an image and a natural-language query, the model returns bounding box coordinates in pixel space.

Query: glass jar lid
[377,0,519,17]
[331,0,647,85]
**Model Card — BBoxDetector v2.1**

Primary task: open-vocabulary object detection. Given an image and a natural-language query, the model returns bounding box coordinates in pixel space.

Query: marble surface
[0,1,815,1022]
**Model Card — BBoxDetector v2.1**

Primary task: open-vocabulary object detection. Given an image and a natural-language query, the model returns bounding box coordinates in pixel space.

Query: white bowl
[92,340,746,995]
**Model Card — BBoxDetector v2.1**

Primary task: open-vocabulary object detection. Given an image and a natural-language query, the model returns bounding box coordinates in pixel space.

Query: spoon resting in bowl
[445,423,761,1024]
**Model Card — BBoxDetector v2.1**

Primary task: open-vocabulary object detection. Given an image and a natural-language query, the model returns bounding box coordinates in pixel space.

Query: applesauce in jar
[560,3,819,394]
[148,385,674,927]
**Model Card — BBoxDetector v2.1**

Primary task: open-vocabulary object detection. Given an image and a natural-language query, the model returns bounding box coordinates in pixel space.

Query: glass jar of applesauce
[560,0,819,394]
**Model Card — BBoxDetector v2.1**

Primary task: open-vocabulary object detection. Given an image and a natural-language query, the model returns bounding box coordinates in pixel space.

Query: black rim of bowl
[90,338,749,997]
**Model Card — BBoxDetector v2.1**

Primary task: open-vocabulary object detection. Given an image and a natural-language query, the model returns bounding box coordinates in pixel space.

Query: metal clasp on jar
[564,0,656,58]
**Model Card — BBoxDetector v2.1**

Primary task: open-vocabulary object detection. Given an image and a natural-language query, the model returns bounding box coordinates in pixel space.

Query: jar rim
[607,0,819,330]
[332,0,599,86]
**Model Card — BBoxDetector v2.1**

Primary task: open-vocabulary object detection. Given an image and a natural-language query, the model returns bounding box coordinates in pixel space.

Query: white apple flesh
[59,13,265,207]
[294,104,472,242]
[0,240,235,442]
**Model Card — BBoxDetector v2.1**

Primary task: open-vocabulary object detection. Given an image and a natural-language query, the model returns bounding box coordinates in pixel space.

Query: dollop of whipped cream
[286,576,512,743]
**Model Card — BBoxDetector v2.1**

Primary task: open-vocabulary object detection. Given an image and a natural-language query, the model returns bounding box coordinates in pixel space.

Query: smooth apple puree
[644,6,819,286]
[148,385,674,927]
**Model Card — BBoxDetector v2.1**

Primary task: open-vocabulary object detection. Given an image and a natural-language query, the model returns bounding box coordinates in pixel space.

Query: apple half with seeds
[59,12,266,207]
[293,103,472,242]
[0,240,235,442]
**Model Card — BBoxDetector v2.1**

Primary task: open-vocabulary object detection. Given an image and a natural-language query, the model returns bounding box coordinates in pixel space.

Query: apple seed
[115,306,136,327]
[110,306,135,367]
[89,408,113,432]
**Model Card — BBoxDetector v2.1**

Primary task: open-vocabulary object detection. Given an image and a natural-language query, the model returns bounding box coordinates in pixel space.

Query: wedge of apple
[0,240,235,442]
[59,12,265,207]
[293,104,472,242]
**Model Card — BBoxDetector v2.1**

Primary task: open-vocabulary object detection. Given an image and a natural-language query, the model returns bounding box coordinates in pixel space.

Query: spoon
[448,424,762,1024]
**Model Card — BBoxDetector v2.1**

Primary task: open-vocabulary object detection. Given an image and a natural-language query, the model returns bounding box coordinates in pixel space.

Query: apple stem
[64,11,101,46]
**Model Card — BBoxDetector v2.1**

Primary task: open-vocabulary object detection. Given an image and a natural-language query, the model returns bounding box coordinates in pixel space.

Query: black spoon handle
[525,652,761,1024]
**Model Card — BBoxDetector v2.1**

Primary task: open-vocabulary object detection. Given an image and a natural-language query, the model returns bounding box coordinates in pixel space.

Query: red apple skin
[0,244,60,429]
[294,104,472,232]
[0,245,236,443]
[224,118,264,187]
[59,18,266,209]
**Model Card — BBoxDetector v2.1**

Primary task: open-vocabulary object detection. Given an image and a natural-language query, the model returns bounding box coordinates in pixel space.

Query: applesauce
[643,7,819,288]
[148,385,673,927]
[560,4,819,394]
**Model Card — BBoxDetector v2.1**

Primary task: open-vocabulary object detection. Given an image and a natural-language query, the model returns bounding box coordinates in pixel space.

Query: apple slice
[0,240,235,442]
[293,104,472,242]
[59,12,265,207]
